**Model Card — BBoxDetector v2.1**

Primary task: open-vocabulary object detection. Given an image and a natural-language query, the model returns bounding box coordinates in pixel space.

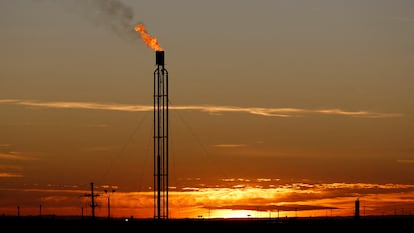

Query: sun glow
[219,210,257,219]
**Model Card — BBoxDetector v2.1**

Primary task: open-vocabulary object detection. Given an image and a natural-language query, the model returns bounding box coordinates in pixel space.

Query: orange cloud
[0,99,403,118]
[0,172,23,178]
[213,144,247,148]
[397,159,414,164]
[0,152,39,161]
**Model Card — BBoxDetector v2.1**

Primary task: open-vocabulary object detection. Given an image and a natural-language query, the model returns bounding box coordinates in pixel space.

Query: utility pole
[83,182,99,219]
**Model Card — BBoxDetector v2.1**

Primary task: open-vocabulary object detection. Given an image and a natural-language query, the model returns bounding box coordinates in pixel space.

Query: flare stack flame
[134,24,163,51]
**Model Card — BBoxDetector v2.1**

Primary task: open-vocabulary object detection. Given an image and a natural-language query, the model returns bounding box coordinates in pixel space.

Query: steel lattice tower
[153,51,168,219]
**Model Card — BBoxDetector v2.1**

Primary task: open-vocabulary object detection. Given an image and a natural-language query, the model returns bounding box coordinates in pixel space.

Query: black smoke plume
[66,0,140,41]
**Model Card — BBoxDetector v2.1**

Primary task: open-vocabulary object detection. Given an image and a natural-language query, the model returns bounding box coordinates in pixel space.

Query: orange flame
[134,24,163,51]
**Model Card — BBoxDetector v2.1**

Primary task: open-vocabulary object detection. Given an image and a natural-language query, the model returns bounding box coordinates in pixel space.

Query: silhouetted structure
[355,198,360,220]
[153,50,169,219]
[83,182,99,219]
[104,189,115,220]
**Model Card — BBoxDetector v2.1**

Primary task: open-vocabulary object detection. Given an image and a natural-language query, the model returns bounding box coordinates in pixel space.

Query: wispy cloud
[397,159,414,164]
[0,152,39,161]
[213,144,247,148]
[0,164,22,170]
[81,146,111,152]
[0,172,23,178]
[87,123,109,128]
[0,99,152,112]
[0,164,23,178]
[0,99,403,118]
[212,204,336,212]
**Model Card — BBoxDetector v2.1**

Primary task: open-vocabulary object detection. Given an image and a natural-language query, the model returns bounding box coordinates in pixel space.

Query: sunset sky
[1,0,414,219]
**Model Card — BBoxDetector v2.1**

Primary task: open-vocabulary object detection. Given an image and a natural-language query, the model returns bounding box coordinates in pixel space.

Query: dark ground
[1,215,413,232]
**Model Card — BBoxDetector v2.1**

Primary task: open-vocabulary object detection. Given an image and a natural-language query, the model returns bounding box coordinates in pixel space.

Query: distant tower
[153,51,169,219]
[355,198,360,220]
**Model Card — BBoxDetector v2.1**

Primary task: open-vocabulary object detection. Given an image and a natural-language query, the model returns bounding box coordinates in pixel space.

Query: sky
[1,0,414,219]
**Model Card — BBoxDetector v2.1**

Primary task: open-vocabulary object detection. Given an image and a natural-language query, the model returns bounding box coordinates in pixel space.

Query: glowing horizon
[1,181,413,218]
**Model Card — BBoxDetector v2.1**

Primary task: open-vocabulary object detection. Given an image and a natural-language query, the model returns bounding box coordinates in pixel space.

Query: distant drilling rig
[135,24,169,220]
